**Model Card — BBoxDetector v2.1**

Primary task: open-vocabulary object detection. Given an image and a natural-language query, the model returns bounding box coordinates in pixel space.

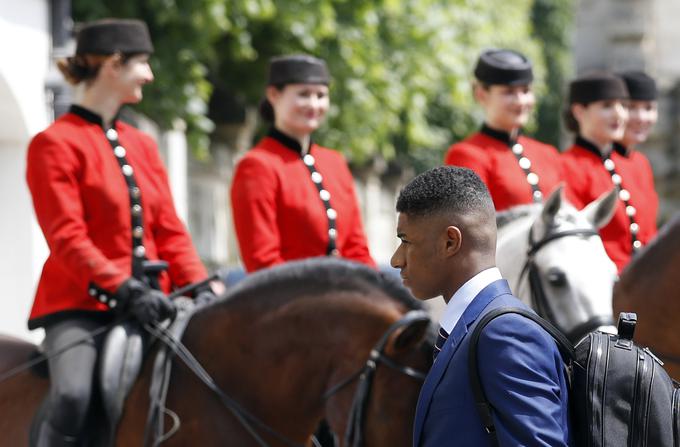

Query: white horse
[496,186,619,343]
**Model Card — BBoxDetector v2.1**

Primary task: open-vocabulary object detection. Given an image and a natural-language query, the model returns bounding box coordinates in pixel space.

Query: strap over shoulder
[467,307,575,445]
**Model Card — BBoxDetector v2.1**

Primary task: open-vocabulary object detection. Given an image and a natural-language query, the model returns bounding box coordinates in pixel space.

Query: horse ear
[582,188,618,229]
[541,185,564,225]
[386,318,431,355]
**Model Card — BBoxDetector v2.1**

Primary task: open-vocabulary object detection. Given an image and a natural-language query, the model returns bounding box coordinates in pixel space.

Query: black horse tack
[145,309,431,447]
[519,225,614,343]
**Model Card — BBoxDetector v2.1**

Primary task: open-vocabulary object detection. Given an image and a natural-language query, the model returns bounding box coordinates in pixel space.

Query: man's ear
[444,225,462,257]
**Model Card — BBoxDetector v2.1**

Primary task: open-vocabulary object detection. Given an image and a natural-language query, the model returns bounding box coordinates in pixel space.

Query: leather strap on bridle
[329,310,430,447]
[146,309,431,447]
[519,227,614,343]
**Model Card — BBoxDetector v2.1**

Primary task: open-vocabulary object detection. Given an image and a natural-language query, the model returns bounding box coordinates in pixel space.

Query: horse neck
[180,290,403,437]
[496,213,534,304]
[617,213,680,307]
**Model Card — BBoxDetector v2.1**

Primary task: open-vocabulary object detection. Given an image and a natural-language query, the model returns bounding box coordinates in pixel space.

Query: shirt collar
[480,123,520,145]
[575,135,612,160]
[267,127,312,154]
[439,267,503,333]
[69,104,119,130]
[613,141,631,158]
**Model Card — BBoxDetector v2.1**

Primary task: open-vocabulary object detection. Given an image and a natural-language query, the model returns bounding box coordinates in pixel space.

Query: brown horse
[0,258,433,446]
[613,213,680,379]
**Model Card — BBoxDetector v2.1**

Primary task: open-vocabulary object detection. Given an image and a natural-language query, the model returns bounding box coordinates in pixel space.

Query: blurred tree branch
[73,0,571,168]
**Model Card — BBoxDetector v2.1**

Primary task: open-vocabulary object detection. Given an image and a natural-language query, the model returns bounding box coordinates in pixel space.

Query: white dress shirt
[439,267,503,334]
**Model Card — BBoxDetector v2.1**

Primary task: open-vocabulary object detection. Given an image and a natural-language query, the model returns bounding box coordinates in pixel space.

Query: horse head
[497,186,618,343]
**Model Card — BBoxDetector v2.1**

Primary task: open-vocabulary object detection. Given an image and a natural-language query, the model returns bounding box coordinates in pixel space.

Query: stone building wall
[574,0,680,220]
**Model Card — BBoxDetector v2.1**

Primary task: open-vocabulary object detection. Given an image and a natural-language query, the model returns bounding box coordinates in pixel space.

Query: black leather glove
[193,283,219,306]
[114,278,176,325]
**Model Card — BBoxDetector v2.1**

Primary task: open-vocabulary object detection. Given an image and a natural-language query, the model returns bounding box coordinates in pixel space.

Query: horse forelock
[211,258,424,312]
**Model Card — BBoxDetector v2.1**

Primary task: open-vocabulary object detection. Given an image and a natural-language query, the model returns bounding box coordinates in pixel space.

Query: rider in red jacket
[26,19,209,445]
[444,49,562,211]
[231,55,375,272]
[561,72,652,272]
[611,71,660,261]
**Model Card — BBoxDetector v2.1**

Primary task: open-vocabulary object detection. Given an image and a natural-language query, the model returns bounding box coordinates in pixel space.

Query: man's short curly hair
[396,166,494,217]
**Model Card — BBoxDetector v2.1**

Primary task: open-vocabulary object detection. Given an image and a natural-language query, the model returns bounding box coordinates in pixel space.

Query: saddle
[100,296,204,447]
[144,296,201,445]
[98,319,148,446]
[27,297,204,447]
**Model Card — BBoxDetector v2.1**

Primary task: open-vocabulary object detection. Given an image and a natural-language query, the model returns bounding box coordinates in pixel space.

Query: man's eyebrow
[396,232,406,238]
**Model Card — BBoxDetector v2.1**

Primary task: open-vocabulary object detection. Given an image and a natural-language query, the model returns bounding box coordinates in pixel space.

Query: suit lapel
[413,280,512,446]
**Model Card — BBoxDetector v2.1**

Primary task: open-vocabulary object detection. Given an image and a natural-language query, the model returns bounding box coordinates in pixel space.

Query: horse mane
[496,204,539,228]
[620,212,680,281]
[213,257,424,311]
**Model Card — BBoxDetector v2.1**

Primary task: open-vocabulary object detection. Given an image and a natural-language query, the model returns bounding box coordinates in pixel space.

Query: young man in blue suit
[391,166,571,446]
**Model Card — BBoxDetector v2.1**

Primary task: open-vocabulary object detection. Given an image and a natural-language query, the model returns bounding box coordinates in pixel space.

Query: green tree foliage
[531,0,574,149]
[73,0,570,168]
[73,0,236,157]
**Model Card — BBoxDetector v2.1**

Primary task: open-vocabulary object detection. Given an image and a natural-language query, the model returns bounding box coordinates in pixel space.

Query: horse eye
[546,268,567,287]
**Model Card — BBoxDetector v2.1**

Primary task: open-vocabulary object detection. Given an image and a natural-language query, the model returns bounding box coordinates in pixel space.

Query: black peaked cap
[268,54,330,86]
[619,70,658,101]
[76,19,154,55]
[474,49,533,86]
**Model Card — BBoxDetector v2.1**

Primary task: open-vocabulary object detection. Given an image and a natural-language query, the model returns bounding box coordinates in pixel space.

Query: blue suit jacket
[413,280,571,446]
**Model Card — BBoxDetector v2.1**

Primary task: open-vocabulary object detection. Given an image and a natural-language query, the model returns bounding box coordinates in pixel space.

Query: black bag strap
[468,307,576,445]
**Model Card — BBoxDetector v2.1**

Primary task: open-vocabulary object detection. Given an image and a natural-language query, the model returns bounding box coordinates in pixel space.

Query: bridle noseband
[519,226,614,344]
[322,309,430,447]
[147,309,431,447]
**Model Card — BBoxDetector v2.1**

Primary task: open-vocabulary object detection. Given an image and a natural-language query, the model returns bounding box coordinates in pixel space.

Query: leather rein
[145,309,431,447]
[518,226,614,344]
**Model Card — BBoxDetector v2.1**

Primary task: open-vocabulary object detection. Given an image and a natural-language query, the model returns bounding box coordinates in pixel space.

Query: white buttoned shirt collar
[439,267,503,334]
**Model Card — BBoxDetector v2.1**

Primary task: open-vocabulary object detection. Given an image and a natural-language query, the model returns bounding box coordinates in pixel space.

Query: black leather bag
[469,308,680,447]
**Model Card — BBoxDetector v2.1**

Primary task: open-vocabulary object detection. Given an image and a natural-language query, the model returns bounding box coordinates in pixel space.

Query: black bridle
[146,309,431,447]
[519,226,614,344]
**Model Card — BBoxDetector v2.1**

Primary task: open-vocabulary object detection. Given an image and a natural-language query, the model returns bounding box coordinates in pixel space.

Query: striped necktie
[433,326,450,360]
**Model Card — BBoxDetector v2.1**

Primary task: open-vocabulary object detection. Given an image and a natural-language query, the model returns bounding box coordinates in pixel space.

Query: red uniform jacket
[562,138,658,272]
[444,126,563,211]
[230,129,375,272]
[26,106,207,328]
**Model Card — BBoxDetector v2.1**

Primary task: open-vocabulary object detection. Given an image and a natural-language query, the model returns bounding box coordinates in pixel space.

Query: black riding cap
[75,19,154,55]
[267,54,330,86]
[568,72,629,105]
[619,71,658,101]
[474,49,534,86]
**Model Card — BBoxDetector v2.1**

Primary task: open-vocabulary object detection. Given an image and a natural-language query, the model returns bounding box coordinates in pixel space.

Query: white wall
[0,1,50,342]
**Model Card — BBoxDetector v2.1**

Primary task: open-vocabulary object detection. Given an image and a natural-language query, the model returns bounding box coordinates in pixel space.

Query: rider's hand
[129,288,176,325]
[114,278,176,325]
[193,281,222,306]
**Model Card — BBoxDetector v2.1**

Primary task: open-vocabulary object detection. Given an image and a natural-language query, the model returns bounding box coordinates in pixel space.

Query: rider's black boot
[35,421,79,447]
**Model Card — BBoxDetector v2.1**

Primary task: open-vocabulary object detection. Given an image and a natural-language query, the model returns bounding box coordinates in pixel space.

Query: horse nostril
[546,268,567,287]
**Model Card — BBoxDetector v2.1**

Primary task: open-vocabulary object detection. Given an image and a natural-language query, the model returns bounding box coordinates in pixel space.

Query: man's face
[390,212,447,300]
